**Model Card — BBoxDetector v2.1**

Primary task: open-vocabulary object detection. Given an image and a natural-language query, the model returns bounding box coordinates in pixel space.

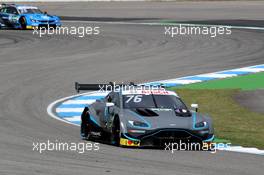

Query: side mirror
[191,104,198,112]
[106,102,114,107]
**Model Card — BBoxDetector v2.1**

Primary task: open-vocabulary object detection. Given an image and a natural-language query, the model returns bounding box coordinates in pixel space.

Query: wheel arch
[113,114,120,126]
[19,15,27,22]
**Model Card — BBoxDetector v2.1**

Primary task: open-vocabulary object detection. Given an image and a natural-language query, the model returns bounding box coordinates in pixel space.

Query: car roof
[2,4,38,9]
[16,5,38,9]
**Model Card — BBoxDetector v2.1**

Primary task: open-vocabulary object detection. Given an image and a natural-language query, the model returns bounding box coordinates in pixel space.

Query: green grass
[169,72,264,149]
[172,89,264,149]
[178,72,264,90]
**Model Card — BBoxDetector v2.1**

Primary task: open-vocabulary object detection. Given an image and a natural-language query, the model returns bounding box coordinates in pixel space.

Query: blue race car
[0,4,61,29]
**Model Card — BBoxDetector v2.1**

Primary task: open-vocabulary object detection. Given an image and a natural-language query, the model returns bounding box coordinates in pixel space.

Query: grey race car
[77,82,214,147]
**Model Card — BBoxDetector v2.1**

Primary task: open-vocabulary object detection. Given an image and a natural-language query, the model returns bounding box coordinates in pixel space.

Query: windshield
[18,8,43,14]
[123,94,188,109]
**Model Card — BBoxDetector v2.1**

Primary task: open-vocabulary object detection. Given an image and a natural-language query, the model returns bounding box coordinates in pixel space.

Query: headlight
[195,121,207,128]
[128,120,149,128]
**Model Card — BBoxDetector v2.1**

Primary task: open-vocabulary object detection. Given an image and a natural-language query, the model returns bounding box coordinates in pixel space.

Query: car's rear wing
[75,82,135,93]
[74,82,165,93]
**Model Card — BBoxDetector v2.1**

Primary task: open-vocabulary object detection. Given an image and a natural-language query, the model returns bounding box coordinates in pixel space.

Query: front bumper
[120,128,214,147]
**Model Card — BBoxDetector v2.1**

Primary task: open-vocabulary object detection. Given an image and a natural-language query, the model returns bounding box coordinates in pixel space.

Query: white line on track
[64,116,81,122]
[156,79,202,84]
[196,73,237,78]
[47,92,95,126]
[62,99,96,105]
[222,146,264,155]
[232,68,264,73]
[56,108,84,113]
[62,20,264,31]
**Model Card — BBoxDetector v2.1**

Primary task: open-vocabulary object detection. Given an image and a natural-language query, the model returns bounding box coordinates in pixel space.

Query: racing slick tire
[19,17,27,30]
[110,116,121,146]
[80,107,92,140]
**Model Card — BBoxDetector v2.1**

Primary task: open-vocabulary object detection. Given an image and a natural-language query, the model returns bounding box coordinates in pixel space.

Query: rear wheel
[80,107,91,140]
[19,17,27,30]
[111,117,120,146]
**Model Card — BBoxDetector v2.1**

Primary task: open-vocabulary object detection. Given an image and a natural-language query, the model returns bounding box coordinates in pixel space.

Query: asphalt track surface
[0,2,264,175]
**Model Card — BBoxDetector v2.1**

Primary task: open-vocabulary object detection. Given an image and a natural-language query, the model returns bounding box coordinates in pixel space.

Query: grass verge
[178,72,264,90]
[171,89,264,149]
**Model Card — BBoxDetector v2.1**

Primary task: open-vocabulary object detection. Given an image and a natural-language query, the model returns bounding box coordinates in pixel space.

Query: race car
[76,82,214,147]
[0,4,61,29]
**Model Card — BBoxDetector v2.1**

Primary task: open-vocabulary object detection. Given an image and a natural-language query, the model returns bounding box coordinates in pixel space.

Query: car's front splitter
[120,129,214,148]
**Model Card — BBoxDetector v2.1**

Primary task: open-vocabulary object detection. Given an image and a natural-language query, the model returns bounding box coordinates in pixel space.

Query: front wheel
[19,17,27,30]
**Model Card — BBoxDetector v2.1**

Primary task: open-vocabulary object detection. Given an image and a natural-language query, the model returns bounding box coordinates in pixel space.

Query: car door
[106,92,120,129]
[91,92,114,129]
[103,92,115,124]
